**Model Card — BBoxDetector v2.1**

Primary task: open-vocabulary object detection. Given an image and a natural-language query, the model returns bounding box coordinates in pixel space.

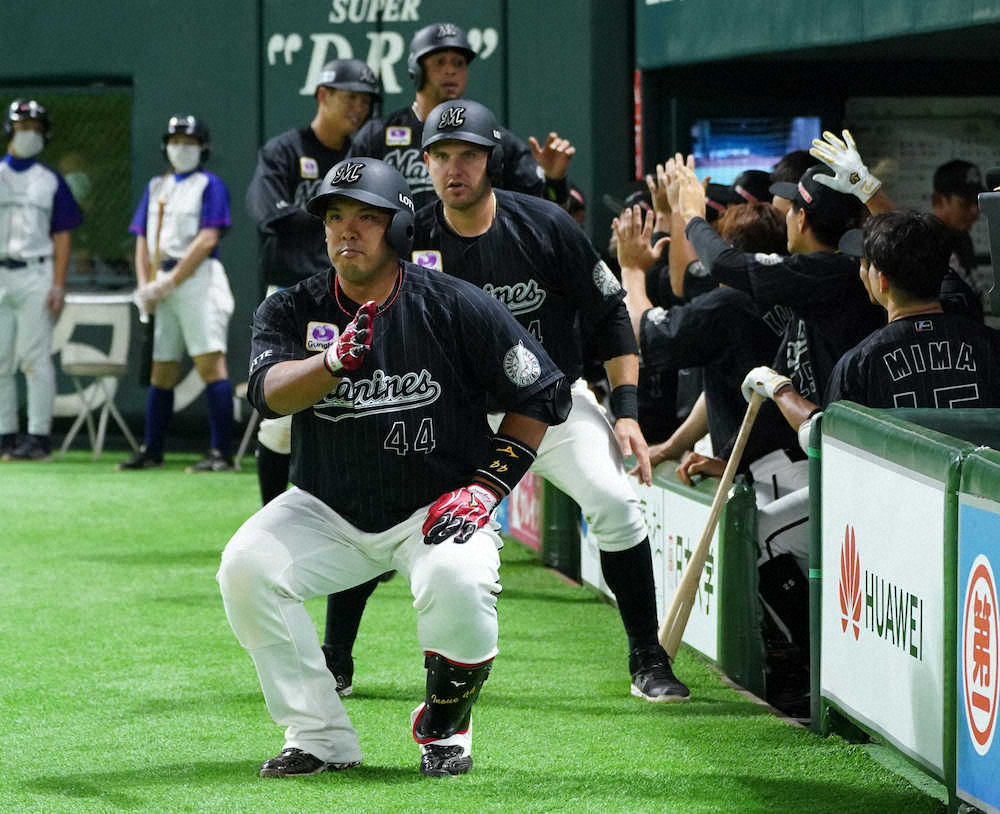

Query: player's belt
[0,256,46,269]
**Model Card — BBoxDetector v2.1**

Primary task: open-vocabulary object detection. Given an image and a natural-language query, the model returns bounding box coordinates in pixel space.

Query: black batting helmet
[407,23,476,90]
[4,98,52,142]
[161,114,211,163]
[315,59,382,102]
[422,98,503,183]
[306,157,415,257]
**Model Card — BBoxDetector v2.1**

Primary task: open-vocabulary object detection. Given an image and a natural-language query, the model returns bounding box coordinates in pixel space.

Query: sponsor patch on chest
[299,157,319,179]
[306,321,339,351]
[386,126,412,147]
[411,249,442,270]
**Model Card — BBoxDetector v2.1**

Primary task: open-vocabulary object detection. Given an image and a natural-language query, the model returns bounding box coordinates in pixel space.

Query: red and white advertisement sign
[508,471,542,551]
[963,554,999,757]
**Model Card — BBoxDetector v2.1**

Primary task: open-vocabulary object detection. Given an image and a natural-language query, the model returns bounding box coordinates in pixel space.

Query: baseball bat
[136,196,165,387]
[658,391,764,659]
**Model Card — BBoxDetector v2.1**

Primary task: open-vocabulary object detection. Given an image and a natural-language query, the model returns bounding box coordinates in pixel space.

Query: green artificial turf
[0,453,944,813]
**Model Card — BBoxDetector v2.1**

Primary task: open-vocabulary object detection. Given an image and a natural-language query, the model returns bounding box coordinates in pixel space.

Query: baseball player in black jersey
[323,99,691,703]
[349,22,574,212]
[246,59,381,505]
[218,157,568,779]
[745,211,1000,425]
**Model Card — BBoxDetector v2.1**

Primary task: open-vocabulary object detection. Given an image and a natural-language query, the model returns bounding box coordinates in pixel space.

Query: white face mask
[10,130,44,159]
[166,143,201,174]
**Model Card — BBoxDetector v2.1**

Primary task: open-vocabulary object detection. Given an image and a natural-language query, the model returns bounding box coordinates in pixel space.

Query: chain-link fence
[2,85,133,289]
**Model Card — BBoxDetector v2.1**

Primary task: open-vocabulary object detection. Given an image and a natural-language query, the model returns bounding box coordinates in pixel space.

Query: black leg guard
[414,652,493,741]
[758,553,810,653]
[600,539,659,652]
[256,444,290,505]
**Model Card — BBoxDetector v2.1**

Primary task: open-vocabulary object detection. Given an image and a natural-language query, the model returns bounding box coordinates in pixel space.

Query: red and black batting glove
[324,300,377,375]
[422,484,500,546]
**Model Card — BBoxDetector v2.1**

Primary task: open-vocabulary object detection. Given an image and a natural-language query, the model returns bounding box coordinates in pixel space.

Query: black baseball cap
[732,170,772,203]
[838,228,864,258]
[602,182,651,215]
[769,166,863,223]
[933,160,986,201]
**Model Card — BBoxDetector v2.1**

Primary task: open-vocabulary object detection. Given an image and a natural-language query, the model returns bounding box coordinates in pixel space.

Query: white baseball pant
[217,486,502,763]
[490,378,647,552]
[0,260,56,435]
[749,449,810,574]
[153,258,234,361]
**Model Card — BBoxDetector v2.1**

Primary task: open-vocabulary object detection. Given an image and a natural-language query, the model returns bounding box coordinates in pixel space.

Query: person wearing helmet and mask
[0,98,83,462]
[217,157,568,778]
[349,22,574,211]
[118,114,235,472]
[247,59,382,505]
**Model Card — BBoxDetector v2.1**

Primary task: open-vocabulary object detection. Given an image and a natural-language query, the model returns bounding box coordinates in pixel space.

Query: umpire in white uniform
[0,98,82,461]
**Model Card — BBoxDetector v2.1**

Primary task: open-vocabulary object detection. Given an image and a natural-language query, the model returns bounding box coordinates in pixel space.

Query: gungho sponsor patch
[592,259,622,296]
[503,342,541,387]
[299,157,319,179]
[386,126,412,147]
[411,249,442,270]
[306,321,339,351]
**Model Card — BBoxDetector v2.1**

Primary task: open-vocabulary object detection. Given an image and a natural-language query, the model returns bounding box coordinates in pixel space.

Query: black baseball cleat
[0,433,18,461]
[322,646,354,697]
[419,744,473,777]
[259,747,360,778]
[116,446,163,470]
[7,434,52,461]
[185,449,235,473]
[629,645,691,702]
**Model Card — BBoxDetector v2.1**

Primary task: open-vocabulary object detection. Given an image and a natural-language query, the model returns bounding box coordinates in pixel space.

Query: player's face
[420,49,469,104]
[323,197,397,285]
[934,193,979,232]
[424,140,491,210]
[166,133,199,148]
[320,88,372,135]
[785,205,807,253]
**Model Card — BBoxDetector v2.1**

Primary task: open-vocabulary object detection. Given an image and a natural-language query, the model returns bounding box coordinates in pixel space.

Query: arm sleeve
[128,184,151,237]
[246,294,308,418]
[499,128,545,198]
[685,217,755,293]
[246,142,301,233]
[200,174,232,230]
[51,173,83,233]
[552,209,637,360]
[452,283,568,426]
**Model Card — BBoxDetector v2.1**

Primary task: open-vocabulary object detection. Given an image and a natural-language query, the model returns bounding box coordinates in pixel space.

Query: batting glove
[422,484,499,545]
[741,366,793,403]
[809,129,881,203]
[324,300,376,375]
[136,274,176,311]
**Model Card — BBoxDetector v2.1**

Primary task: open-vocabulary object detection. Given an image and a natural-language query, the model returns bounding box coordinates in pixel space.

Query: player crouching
[216,157,569,777]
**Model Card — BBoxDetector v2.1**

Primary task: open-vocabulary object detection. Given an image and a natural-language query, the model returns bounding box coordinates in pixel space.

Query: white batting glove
[741,366,792,403]
[809,129,881,203]
[137,273,177,311]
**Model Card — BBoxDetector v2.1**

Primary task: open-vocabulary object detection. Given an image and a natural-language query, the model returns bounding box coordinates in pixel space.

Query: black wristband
[610,384,639,422]
[475,433,537,499]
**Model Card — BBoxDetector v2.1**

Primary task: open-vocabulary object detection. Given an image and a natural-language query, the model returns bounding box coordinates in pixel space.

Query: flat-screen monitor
[690,116,821,185]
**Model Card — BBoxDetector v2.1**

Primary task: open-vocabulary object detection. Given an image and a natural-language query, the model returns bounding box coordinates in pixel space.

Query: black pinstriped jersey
[349,107,547,211]
[247,262,567,532]
[412,189,637,382]
[824,311,1000,408]
[246,127,349,287]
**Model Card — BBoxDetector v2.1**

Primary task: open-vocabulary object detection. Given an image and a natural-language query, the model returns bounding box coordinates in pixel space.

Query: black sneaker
[0,433,18,461]
[116,447,163,470]
[185,449,235,473]
[8,434,52,462]
[629,645,691,702]
[419,744,473,777]
[258,747,360,778]
[322,646,354,697]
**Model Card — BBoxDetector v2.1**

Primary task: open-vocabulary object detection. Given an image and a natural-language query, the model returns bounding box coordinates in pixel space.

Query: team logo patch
[331,162,364,185]
[503,342,541,387]
[386,126,412,147]
[592,260,622,296]
[306,321,339,351]
[299,157,319,179]
[411,250,442,270]
[436,23,459,39]
[438,106,466,129]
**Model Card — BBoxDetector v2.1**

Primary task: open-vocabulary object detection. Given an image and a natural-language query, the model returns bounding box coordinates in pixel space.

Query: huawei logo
[840,525,862,640]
